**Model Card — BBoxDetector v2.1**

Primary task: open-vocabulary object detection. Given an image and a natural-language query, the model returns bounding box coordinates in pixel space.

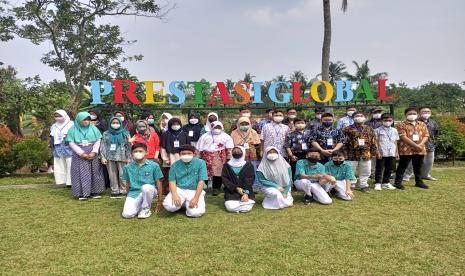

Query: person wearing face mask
[260,110,290,158]
[306,107,325,132]
[342,111,378,193]
[394,107,430,190]
[258,108,275,133]
[282,107,299,131]
[222,146,256,213]
[131,120,161,162]
[100,116,132,198]
[140,112,159,134]
[257,147,293,209]
[366,108,384,130]
[324,150,356,201]
[50,110,74,187]
[163,144,208,218]
[159,112,173,135]
[197,121,234,196]
[114,110,135,136]
[121,143,164,219]
[310,113,345,164]
[183,113,205,148]
[285,117,312,179]
[294,148,335,205]
[337,106,357,130]
[161,118,188,167]
[230,117,261,180]
[230,106,260,133]
[373,113,399,191]
[66,112,105,200]
[89,109,108,134]
[203,112,219,133]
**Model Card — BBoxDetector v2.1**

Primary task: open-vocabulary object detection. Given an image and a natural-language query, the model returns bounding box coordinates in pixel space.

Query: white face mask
[267,153,279,161]
[373,113,382,119]
[383,121,393,127]
[354,116,366,124]
[273,116,284,123]
[406,114,418,121]
[90,115,97,120]
[117,116,125,122]
[241,112,251,118]
[347,111,355,117]
[213,129,222,135]
[295,123,306,130]
[315,114,322,119]
[133,152,145,160]
[111,123,121,129]
[171,125,181,131]
[288,114,297,119]
[189,118,199,124]
[421,113,431,120]
[147,118,155,125]
[180,155,193,163]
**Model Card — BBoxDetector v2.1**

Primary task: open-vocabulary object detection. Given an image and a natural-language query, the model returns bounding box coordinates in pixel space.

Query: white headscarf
[50,110,73,138]
[257,146,291,187]
[160,112,173,131]
[204,112,219,132]
[197,121,234,152]
[228,146,246,167]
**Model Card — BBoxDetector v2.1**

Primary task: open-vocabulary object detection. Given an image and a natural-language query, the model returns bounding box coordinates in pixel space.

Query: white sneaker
[78,197,88,201]
[374,184,382,191]
[137,208,152,219]
[382,183,396,190]
[91,195,102,199]
[402,177,410,182]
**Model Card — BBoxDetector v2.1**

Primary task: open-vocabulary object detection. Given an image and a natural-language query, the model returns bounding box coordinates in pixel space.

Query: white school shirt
[375,126,399,157]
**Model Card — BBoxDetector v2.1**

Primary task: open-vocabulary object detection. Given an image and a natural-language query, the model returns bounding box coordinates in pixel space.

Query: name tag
[110,144,117,151]
[243,143,250,149]
[412,134,419,142]
[82,140,89,146]
[358,139,365,146]
[174,140,180,148]
[327,138,334,146]
[301,143,308,150]
[210,144,217,151]
[188,131,194,137]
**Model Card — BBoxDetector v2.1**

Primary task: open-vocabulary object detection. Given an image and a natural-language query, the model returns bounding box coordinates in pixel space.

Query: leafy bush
[435,116,465,161]
[12,136,51,172]
[0,125,19,175]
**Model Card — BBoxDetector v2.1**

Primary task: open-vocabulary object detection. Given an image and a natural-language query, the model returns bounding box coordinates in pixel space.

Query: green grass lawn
[1,168,464,275]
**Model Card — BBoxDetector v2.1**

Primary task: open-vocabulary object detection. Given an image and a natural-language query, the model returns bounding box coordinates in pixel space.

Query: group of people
[49,105,439,218]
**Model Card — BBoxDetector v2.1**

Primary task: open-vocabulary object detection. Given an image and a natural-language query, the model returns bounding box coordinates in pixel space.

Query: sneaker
[415,181,429,189]
[360,187,370,193]
[212,189,220,196]
[78,197,88,201]
[402,177,410,182]
[423,176,438,181]
[91,195,102,199]
[374,184,382,191]
[137,208,152,219]
[395,183,405,190]
[382,183,396,190]
[110,193,123,199]
[303,194,313,205]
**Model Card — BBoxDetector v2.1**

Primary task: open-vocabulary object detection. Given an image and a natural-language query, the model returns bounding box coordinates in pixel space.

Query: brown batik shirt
[396,120,429,156]
[343,124,378,161]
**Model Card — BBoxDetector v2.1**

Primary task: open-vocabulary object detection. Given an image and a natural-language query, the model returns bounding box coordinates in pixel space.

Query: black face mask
[333,160,343,166]
[232,152,242,159]
[307,157,319,163]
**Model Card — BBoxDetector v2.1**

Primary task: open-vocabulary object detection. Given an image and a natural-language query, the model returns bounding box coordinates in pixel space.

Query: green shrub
[12,136,51,172]
[435,115,465,161]
[0,125,19,175]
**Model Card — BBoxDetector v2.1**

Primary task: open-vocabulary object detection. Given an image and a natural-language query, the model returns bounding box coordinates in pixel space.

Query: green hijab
[66,112,102,143]
[106,116,129,148]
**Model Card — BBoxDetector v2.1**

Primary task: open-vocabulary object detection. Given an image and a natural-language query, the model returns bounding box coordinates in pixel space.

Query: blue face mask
[322,121,333,127]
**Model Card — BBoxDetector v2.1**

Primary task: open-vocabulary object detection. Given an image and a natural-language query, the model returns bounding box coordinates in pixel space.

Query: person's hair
[419,106,431,111]
[272,110,284,115]
[140,111,152,120]
[404,107,417,114]
[346,105,356,110]
[352,111,364,117]
[239,106,250,112]
[307,148,320,153]
[331,150,344,157]
[286,107,297,112]
[322,112,334,118]
[371,108,383,113]
[179,144,196,153]
[315,107,325,113]
[131,143,147,152]
[381,113,393,120]
[265,108,274,113]
[294,117,306,123]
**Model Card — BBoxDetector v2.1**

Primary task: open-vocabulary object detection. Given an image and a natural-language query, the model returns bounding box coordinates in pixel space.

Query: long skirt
[71,145,105,198]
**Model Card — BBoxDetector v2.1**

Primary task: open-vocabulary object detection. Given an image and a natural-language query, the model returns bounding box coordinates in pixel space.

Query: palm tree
[321,0,348,82]
[289,70,308,93]
[242,73,255,84]
[328,61,348,84]
[345,60,388,84]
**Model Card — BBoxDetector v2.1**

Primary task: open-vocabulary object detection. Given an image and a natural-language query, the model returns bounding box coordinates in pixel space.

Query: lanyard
[273,124,282,137]
[381,126,394,141]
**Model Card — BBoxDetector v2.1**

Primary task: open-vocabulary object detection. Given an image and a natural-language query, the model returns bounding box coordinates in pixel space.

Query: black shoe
[415,181,429,189]
[394,183,405,190]
[360,187,370,193]
[303,194,312,205]
[212,189,220,196]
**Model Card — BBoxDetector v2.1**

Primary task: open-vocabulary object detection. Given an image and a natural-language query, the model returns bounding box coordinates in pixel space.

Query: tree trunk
[7,113,23,137]
[322,0,332,112]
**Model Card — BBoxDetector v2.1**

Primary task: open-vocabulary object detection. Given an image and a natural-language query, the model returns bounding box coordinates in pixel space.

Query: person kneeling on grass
[257,147,294,210]
[222,146,256,213]
[294,148,335,205]
[323,150,355,201]
[163,144,208,217]
[121,143,164,219]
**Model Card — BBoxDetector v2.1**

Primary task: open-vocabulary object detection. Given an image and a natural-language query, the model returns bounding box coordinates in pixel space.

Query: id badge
[110,144,117,151]
[412,134,419,142]
[210,143,217,151]
[301,143,308,150]
[243,143,250,149]
[188,130,194,137]
[174,140,180,148]
[358,139,365,146]
[82,140,89,146]
[327,138,334,146]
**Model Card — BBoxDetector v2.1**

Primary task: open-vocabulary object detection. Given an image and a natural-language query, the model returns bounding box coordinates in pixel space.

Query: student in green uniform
[324,150,355,201]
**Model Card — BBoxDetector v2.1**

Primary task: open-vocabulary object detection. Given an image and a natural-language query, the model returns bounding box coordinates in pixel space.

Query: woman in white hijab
[197,121,234,196]
[159,112,173,134]
[50,110,74,186]
[257,146,294,209]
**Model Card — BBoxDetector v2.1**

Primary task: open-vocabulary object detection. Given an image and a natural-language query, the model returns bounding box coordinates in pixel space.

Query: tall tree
[328,61,348,84]
[345,60,388,84]
[289,70,308,93]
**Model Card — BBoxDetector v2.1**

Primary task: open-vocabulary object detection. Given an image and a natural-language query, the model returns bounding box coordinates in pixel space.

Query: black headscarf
[183,113,203,143]
[161,118,188,154]
[89,109,107,133]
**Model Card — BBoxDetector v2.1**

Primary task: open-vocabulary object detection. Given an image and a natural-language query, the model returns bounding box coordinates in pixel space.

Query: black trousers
[395,154,424,184]
[375,157,395,184]
[212,176,222,190]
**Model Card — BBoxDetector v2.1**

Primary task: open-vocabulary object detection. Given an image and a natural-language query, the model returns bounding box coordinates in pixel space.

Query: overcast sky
[1,0,464,87]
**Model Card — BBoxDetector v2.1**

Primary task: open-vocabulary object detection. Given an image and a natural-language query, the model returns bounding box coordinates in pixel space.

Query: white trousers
[53,156,72,186]
[122,184,157,218]
[224,200,255,213]
[294,179,332,205]
[323,180,352,201]
[258,184,293,210]
[163,188,206,217]
[349,159,371,188]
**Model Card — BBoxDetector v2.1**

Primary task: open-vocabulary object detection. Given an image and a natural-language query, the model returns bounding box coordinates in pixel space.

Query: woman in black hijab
[182,113,204,148]
[89,109,108,133]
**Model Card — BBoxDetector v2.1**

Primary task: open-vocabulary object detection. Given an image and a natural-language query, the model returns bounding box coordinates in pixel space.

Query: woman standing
[161,118,188,167]
[131,120,160,162]
[50,110,74,187]
[183,113,204,148]
[197,121,234,196]
[66,112,105,200]
[158,112,173,136]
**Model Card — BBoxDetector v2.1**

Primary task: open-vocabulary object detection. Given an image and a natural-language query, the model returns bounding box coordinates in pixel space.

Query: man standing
[283,107,298,131]
[337,106,357,130]
[306,107,325,132]
[230,106,260,133]
[285,117,311,178]
[260,110,290,158]
[258,108,274,133]
[418,106,439,181]
[310,113,345,164]
[366,107,384,130]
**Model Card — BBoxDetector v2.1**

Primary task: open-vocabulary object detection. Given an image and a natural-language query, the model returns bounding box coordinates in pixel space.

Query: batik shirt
[342,124,378,161]
[310,126,346,150]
